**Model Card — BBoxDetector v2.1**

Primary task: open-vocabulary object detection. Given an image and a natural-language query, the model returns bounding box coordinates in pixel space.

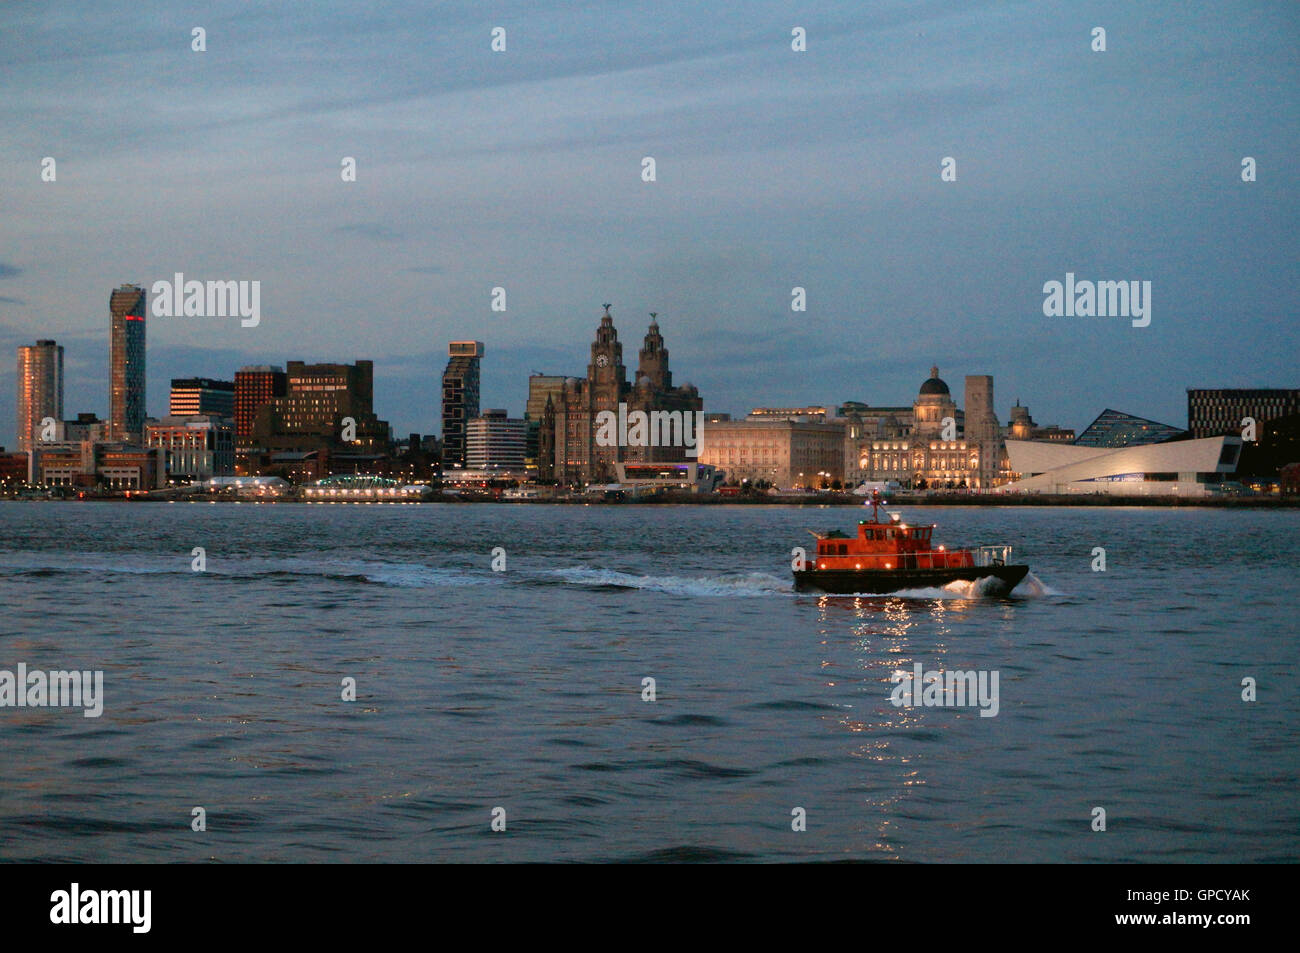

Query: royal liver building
[542,306,703,486]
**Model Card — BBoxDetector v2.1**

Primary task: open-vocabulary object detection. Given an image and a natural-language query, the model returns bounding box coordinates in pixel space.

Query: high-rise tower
[441,341,484,469]
[109,284,147,441]
[16,340,64,452]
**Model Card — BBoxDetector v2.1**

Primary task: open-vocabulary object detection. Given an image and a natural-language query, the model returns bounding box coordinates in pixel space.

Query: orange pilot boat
[793,492,1029,595]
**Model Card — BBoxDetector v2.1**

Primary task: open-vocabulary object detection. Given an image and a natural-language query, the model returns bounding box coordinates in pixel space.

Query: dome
[919,365,949,396]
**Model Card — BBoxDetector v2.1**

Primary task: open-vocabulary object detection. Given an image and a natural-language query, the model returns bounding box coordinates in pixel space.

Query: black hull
[793,564,1030,596]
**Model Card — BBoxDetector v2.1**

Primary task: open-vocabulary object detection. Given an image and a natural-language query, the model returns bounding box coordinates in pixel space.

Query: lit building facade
[1004,436,1242,496]
[466,410,528,471]
[170,378,234,417]
[145,415,235,480]
[16,339,63,453]
[234,365,287,450]
[698,417,844,487]
[852,367,1011,489]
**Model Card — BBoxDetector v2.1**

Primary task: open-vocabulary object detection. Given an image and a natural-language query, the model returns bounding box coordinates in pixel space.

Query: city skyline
[4,299,1290,454]
[1,2,1296,449]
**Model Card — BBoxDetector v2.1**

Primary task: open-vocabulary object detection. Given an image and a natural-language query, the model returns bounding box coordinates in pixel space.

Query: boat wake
[881,571,1060,600]
[543,567,794,597]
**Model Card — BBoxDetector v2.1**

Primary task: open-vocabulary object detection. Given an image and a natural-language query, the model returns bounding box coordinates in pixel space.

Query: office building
[1187,388,1300,438]
[234,365,287,450]
[698,416,844,487]
[145,415,235,481]
[466,410,529,472]
[251,360,388,454]
[170,378,234,417]
[441,342,484,469]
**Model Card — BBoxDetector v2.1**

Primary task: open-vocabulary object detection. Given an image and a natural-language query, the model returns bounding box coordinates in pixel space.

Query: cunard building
[543,306,703,485]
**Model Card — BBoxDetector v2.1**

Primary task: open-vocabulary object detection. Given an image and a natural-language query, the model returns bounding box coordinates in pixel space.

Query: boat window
[838,544,847,555]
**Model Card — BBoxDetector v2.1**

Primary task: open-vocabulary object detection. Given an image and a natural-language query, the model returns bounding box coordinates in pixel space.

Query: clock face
[596,354,609,368]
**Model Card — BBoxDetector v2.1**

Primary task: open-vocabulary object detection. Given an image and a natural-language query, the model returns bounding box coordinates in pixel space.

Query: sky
[1,0,1297,448]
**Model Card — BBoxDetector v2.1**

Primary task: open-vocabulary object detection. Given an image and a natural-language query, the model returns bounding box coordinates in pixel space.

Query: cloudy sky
[2,0,1297,447]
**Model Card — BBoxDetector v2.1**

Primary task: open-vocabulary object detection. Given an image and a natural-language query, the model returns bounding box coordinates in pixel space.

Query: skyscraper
[108,284,147,442]
[441,341,484,469]
[15,339,64,452]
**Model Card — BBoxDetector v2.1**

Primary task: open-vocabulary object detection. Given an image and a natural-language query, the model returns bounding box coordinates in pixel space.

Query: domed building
[847,366,1004,489]
[913,366,958,438]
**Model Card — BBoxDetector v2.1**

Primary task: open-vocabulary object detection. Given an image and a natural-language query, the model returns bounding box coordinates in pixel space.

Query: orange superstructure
[807,493,975,571]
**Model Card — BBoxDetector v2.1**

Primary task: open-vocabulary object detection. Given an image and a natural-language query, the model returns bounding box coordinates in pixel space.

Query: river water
[0,501,1295,862]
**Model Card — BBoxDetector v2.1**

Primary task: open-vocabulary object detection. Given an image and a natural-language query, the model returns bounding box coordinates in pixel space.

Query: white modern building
[613,461,724,493]
[1001,436,1242,496]
[466,409,528,471]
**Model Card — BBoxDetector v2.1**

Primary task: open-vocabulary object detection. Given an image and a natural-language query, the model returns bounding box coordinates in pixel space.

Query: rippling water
[0,500,1295,863]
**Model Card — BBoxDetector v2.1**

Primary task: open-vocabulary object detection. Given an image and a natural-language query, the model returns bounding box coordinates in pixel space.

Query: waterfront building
[1003,435,1242,496]
[234,366,287,450]
[251,360,389,456]
[612,461,725,494]
[1187,388,1300,438]
[145,415,235,481]
[30,441,96,486]
[96,444,167,490]
[0,451,28,487]
[170,378,234,418]
[1074,409,1186,448]
[15,340,63,453]
[466,409,528,471]
[698,416,844,488]
[32,441,164,490]
[548,308,703,485]
[441,342,484,470]
[850,367,1021,489]
[108,284,147,442]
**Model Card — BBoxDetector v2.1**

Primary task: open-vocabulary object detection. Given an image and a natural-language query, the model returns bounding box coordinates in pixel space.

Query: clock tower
[588,303,625,388]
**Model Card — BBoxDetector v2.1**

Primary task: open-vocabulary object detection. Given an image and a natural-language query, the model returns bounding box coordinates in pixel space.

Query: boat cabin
[807,501,975,571]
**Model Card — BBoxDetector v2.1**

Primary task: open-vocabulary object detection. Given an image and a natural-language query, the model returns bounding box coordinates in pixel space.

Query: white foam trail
[1014,571,1062,597]
[547,567,793,597]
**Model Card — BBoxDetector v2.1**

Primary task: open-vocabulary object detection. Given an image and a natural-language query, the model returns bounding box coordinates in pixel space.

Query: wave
[816,572,1061,600]
[541,567,794,597]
